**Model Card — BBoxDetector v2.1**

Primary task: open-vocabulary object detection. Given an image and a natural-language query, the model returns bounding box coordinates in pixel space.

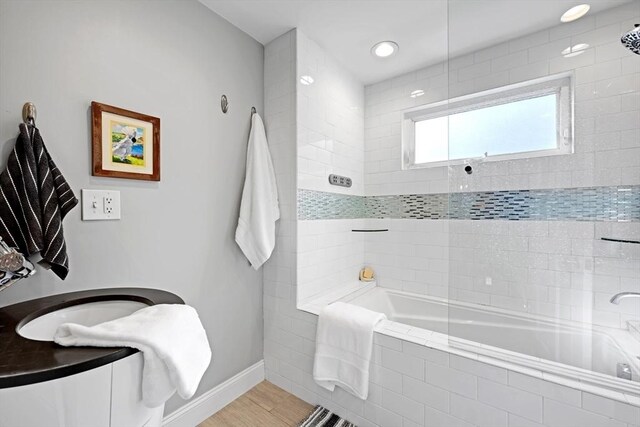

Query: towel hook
[22,102,37,125]
[251,106,256,116]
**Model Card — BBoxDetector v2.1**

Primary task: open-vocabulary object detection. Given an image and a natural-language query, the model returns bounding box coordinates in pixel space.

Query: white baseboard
[163,360,265,427]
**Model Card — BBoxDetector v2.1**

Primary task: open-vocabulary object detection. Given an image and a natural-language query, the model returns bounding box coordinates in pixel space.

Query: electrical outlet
[104,196,114,214]
[328,174,352,188]
[82,189,121,221]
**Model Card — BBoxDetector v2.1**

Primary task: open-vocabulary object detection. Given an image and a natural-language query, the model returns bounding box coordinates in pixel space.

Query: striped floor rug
[298,405,357,427]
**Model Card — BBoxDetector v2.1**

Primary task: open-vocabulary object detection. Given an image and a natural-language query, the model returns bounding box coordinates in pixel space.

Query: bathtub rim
[351,287,640,400]
[299,285,640,407]
[352,287,640,359]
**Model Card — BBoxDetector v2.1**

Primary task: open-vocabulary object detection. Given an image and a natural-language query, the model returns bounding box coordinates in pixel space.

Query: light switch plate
[82,189,121,221]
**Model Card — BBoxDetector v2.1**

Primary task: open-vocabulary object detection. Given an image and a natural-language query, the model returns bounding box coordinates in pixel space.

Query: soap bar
[359,266,375,282]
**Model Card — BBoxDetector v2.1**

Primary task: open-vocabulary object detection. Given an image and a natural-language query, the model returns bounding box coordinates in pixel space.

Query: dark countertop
[0,288,183,389]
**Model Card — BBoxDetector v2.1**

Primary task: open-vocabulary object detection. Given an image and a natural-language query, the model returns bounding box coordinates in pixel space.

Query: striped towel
[0,124,78,279]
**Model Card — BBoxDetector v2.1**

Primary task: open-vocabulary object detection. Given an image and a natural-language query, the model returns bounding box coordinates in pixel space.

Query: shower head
[621,24,640,55]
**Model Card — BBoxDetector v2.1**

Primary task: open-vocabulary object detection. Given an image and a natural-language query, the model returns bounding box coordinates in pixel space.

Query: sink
[17,300,149,341]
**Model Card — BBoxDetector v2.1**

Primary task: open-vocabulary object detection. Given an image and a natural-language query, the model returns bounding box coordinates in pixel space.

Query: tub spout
[610,292,640,304]
[617,363,632,380]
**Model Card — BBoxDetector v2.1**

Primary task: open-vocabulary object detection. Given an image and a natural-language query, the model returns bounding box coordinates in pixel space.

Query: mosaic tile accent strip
[297,189,364,220]
[448,187,640,221]
[402,194,449,219]
[297,186,640,222]
[364,194,450,219]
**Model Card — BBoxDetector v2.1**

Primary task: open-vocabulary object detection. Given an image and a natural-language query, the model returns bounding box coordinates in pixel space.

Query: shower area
[354,0,640,393]
[436,4,640,392]
[264,0,640,425]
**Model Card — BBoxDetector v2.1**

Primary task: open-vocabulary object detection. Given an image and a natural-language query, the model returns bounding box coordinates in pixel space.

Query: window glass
[403,73,572,168]
[415,94,558,164]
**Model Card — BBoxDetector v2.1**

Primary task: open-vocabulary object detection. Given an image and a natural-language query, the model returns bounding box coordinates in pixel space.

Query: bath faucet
[610,292,640,305]
[0,238,35,292]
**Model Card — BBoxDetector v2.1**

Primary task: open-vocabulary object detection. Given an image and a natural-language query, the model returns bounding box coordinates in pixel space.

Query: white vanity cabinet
[0,288,182,427]
[111,353,164,427]
[0,353,163,427]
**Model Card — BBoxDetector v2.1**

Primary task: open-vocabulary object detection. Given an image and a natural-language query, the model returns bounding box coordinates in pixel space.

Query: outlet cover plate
[328,174,352,188]
[82,189,121,221]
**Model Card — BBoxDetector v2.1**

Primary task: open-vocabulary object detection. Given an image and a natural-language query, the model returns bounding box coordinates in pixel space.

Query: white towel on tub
[313,302,386,399]
[235,113,280,269]
[54,304,212,408]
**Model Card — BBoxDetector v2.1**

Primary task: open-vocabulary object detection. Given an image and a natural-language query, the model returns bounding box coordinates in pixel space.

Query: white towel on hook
[313,302,386,399]
[235,113,280,269]
[54,304,211,408]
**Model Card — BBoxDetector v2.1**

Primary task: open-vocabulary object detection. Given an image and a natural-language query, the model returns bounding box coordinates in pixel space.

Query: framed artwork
[91,101,160,181]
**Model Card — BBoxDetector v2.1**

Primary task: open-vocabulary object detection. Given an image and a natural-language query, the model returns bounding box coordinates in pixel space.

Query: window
[402,73,573,168]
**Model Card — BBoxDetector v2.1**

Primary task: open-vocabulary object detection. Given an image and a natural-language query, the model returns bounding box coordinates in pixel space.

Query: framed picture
[91,102,160,181]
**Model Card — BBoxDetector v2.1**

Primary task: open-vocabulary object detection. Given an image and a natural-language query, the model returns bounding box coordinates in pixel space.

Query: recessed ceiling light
[561,4,590,23]
[300,75,314,85]
[371,41,399,58]
[410,89,425,98]
[561,43,590,57]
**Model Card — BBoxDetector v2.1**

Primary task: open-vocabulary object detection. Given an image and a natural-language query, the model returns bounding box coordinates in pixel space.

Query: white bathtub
[340,287,640,396]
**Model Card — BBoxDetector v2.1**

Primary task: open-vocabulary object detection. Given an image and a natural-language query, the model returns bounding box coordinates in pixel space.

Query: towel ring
[22,102,37,125]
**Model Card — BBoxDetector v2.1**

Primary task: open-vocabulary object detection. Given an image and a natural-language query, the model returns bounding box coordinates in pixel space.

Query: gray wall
[0,0,264,415]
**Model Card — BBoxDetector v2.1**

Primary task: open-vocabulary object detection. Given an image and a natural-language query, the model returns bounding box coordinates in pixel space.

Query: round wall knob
[221,95,229,114]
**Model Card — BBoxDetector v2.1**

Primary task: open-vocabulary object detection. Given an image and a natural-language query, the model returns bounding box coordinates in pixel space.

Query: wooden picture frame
[91,101,160,181]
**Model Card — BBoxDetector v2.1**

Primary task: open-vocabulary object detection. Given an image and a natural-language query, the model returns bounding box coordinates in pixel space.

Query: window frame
[402,72,575,169]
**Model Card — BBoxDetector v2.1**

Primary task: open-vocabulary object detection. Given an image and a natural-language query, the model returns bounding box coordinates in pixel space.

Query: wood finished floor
[199,381,314,427]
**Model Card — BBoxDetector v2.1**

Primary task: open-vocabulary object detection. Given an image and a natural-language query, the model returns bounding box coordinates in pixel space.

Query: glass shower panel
[356,1,451,334]
[446,0,640,384]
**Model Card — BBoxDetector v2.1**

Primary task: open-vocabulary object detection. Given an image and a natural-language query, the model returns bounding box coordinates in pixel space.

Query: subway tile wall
[298,185,640,327]
[294,3,640,328]
[296,31,365,303]
[263,28,302,395]
[362,219,640,328]
[357,2,640,328]
[297,219,365,303]
[364,2,640,196]
[297,31,365,195]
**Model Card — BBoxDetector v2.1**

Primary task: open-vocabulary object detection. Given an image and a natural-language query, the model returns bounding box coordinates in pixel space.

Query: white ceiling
[200,0,633,85]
